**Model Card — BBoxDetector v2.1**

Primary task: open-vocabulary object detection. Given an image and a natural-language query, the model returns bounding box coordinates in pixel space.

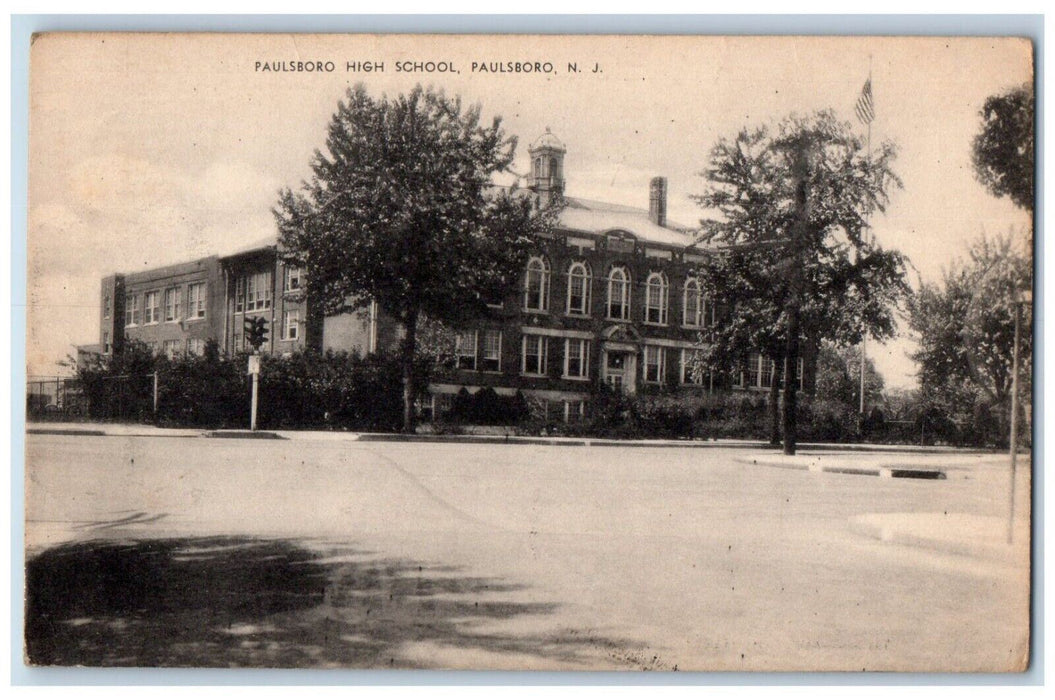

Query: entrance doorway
[604,350,636,393]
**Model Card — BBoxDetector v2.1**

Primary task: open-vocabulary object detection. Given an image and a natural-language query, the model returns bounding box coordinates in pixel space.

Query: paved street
[24,433,1031,671]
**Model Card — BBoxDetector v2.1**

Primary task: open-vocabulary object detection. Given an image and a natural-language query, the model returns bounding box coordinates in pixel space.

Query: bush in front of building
[75,339,166,423]
[155,342,249,428]
[445,387,530,426]
[254,349,432,431]
[76,342,433,431]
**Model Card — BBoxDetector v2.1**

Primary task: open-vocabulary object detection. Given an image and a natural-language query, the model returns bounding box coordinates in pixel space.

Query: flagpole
[859,58,872,419]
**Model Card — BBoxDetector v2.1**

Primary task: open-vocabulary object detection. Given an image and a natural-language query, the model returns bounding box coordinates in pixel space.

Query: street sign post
[247,354,261,431]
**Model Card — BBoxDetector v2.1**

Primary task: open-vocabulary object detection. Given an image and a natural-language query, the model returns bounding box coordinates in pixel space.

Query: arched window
[534,157,544,179]
[524,256,550,312]
[566,262,591,316]
[549,157,560,181]
[683,277,703,328]
[607,267,630,320]
[645,272,669,325]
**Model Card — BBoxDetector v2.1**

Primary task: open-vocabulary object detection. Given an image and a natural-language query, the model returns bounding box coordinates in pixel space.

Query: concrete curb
[736,456,947,480]
[25,423,998,456]
[205,430,287,440]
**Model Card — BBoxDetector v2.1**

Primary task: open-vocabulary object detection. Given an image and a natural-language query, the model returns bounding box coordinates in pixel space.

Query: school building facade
[83,130,813,421]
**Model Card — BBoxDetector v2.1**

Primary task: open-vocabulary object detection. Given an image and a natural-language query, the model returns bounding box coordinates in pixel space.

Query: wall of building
[115,256,224,356]
[427,228,817,413]
[221,250,310,356]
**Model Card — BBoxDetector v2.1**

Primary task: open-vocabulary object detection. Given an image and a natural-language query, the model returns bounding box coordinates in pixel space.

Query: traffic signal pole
[251,367,259,432]
[244,315,267,431]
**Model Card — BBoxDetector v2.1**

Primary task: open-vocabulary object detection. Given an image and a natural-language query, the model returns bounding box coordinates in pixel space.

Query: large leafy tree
[275,85,553,431]
[692,111,910,454]
[972,84,1034,212]
[814,342,885,411]
[907,231,1032,445]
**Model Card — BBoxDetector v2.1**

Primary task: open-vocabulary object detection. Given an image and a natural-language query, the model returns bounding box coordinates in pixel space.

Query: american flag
[855,78,875,125]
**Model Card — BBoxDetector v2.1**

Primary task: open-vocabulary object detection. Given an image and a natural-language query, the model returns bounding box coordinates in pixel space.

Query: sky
[27,33,1033,386]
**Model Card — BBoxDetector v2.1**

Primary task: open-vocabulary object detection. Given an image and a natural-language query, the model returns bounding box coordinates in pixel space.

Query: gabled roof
[558,196,695,248]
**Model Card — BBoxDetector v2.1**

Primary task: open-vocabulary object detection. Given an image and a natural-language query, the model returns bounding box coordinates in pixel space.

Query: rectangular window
[285,266,303,292]
[282,309,300,340]
[644,345,665,384]
[102,331,110,354]
[544,400,564,422]
[248,271,273,311]
[645,277,668,325]
[759,356,777,389]
[455,331,477,370]
[563,338,590,379]
[680,349,705,385]
[746,353,761,388]
[187,338,206,356]
[163,339,182,359]
[481,329,501,372]
[237,272,273,312]
[187,283,206,319]
[103,293,111,319]
[125,295,139,326]
[164,287,181,322]
[143,291,159,324]
[565,400,585,424]
[522,334,547,376]
[683,284,702,328]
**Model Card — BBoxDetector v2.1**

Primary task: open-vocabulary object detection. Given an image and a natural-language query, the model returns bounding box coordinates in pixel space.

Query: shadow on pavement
[25,536,631,669]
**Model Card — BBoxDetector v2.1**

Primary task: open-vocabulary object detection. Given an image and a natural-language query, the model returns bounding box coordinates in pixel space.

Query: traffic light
[244,316,269,350]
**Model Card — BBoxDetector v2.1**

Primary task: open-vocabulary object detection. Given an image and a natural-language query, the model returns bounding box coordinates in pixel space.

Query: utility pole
[782,134,812,456]
[1007,288,1031,544]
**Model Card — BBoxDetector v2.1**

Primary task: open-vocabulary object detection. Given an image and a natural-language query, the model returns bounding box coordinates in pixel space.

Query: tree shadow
[25,536,635,669]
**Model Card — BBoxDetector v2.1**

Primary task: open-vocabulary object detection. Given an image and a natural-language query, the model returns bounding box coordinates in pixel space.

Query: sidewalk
[848,512,1030,564]
[25,421,1000,454]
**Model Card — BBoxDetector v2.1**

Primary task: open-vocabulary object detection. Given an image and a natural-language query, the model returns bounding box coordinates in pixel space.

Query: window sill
[643,321,668,327]
[606,316,631,323]
[186,317,206,323]
[564,312,591,319]
[562,375,591,382]
[480,369,503,375]
[523,308,550,315]
[521,372,547,378]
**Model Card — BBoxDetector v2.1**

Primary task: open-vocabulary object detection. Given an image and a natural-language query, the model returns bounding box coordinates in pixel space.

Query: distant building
[92,240,383,361]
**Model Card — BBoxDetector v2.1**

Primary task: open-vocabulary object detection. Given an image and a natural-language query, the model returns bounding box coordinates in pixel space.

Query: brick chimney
[649,176,667,227]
